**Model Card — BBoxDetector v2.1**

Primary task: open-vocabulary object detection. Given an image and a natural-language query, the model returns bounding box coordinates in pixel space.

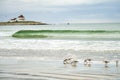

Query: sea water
[0,23,120,80]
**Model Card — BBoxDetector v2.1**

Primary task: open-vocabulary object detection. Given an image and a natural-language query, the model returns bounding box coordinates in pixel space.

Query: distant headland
[0,15,48,25]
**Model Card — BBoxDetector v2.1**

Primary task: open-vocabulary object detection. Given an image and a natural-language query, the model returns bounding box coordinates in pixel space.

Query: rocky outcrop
[0,21,47,25]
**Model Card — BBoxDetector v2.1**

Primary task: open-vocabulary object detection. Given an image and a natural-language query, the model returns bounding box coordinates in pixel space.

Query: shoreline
[0,21,48,25]
[0,56,119,80]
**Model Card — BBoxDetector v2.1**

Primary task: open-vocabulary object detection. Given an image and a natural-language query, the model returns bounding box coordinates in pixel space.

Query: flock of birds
[63,58,119,67]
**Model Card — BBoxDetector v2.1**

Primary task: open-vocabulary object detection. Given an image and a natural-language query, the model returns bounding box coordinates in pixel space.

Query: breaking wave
[12,30,120,40]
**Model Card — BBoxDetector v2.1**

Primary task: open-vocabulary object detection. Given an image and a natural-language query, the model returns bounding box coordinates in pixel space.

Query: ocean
[0,23,120,80]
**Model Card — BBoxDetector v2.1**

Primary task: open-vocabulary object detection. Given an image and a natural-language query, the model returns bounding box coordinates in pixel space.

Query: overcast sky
[0,0,120,23]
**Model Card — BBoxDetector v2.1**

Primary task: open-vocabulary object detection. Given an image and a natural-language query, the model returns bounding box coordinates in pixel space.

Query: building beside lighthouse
[10,18,17,22]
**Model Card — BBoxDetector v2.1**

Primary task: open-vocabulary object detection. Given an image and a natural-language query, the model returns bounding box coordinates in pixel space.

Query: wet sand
[0,57,120,80]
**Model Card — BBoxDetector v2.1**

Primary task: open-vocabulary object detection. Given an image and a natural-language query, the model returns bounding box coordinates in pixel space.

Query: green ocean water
[12,30,120,40]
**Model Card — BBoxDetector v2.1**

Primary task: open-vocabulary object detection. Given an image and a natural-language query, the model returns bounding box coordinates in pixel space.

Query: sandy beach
[0,57,120,80]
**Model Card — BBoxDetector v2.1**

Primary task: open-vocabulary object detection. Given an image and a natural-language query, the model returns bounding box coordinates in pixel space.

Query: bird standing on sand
[63,58,78,67]
[84,58,92,67]
[115,60,119,67]
[84,59,92,65]
[103,60,109,68]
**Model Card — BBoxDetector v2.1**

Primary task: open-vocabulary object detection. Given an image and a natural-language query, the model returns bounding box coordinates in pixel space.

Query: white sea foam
[0,39,120,50]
